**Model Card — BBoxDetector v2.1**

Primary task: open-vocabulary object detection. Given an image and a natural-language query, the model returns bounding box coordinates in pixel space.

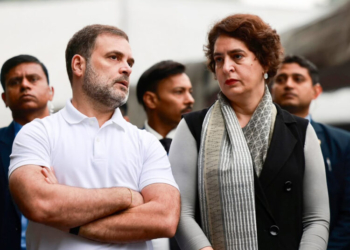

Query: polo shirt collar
[62,99,127,132]
[62,99,88,124]
[110,107,127,132]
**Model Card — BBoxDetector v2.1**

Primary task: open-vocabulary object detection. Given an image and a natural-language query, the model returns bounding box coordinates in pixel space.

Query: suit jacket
[0,122,22,250]
[311,121,350,250]
[184,104,309,250]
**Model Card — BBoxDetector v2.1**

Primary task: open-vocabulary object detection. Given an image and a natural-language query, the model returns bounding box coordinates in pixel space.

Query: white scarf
[198,86,273,249]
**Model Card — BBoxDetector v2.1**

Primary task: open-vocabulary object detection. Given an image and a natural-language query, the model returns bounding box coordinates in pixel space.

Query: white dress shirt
[144,120,176,140]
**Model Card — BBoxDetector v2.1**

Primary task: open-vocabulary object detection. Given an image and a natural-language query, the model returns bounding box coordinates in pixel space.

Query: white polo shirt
[9,100,178,250]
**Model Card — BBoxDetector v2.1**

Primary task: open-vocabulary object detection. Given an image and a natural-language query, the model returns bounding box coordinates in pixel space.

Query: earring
[264,72,268,80]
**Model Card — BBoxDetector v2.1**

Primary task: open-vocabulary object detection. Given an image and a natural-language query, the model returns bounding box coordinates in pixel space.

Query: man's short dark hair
[136,60,186,108]
[1,55,49,92]
[65,24,129,84]
[282,55,319,85]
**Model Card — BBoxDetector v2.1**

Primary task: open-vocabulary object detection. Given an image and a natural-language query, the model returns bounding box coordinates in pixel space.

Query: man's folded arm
[78,183,180,243]
[9,164,142,230]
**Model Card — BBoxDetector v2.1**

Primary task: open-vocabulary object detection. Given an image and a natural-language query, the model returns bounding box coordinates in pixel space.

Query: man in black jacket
[0,55,54,250]
[271,55,350,250]
[136,60,194,154]
[136,60,195,250]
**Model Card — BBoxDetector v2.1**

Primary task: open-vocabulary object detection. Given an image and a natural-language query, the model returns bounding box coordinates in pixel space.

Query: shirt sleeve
[300,123,330,250]
[169,119,212,250]
[8,119,51,178]
[138,131,179,191]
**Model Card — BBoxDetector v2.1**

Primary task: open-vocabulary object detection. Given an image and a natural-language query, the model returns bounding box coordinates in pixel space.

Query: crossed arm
[9,164,180,242]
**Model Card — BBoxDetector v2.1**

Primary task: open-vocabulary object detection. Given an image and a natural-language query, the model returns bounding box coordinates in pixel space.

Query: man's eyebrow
[26,73,41,78]
[292,73,305,77]
[107,50,135,66]
[6,73,42,83]
[276,73,287,77]
[107,50,124,57]
[7,76,22,80]
[6,76,22,84]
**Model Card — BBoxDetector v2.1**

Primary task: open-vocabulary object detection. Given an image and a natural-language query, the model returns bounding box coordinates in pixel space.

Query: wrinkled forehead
[93,33,132,57]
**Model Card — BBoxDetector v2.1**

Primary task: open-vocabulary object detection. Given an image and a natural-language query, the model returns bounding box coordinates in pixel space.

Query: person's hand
[129,189,144,208]
[200,247,214,250]
[41,167,58,184]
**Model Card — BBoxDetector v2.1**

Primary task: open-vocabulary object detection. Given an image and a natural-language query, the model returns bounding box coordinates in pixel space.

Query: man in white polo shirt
[8,24,180,250]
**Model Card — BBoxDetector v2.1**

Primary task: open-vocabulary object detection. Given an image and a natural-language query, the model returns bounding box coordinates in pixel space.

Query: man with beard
[0,55,54,250]
[136,60,194,155]
[7,25,180,250]
[271,55,350,250]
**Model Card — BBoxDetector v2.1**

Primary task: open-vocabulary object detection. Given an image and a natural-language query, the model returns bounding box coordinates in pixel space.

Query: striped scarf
[198,86,273,249]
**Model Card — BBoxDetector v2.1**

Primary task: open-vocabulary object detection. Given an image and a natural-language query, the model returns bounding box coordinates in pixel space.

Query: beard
[82,62,129,110]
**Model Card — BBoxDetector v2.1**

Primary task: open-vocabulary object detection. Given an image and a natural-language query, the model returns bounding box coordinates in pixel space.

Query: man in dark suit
[136,60,195,154]
[271,55,350,250]
[136,60,194,250]
[0,55,54,250]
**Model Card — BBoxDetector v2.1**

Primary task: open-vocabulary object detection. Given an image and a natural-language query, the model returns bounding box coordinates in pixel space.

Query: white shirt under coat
[144,120,177,140]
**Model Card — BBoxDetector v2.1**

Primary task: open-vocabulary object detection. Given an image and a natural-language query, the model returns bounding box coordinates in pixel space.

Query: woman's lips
[225,79,239,85]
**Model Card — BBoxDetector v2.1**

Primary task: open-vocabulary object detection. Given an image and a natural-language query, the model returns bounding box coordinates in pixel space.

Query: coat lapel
[259,105,297,189]
[0,122,15,179]
[310,121,328,156]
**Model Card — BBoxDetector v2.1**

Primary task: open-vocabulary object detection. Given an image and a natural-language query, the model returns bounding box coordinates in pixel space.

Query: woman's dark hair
[205,14,283,79]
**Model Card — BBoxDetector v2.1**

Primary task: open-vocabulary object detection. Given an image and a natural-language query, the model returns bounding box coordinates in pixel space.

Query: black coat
[184,104,309,250]
[0,122,22,250]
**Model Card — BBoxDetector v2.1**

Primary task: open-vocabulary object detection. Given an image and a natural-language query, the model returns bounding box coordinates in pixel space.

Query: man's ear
[71,55,86,79]
[1,92,8,107]
[312,83,323,100]
[48,86,55,101]
[143,91,158,110]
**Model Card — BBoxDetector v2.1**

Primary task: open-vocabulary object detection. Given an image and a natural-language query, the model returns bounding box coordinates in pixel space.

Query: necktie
[159,138,172,154]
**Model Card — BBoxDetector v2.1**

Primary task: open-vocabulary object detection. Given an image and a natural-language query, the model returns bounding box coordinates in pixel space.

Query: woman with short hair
[170,14,329,250]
